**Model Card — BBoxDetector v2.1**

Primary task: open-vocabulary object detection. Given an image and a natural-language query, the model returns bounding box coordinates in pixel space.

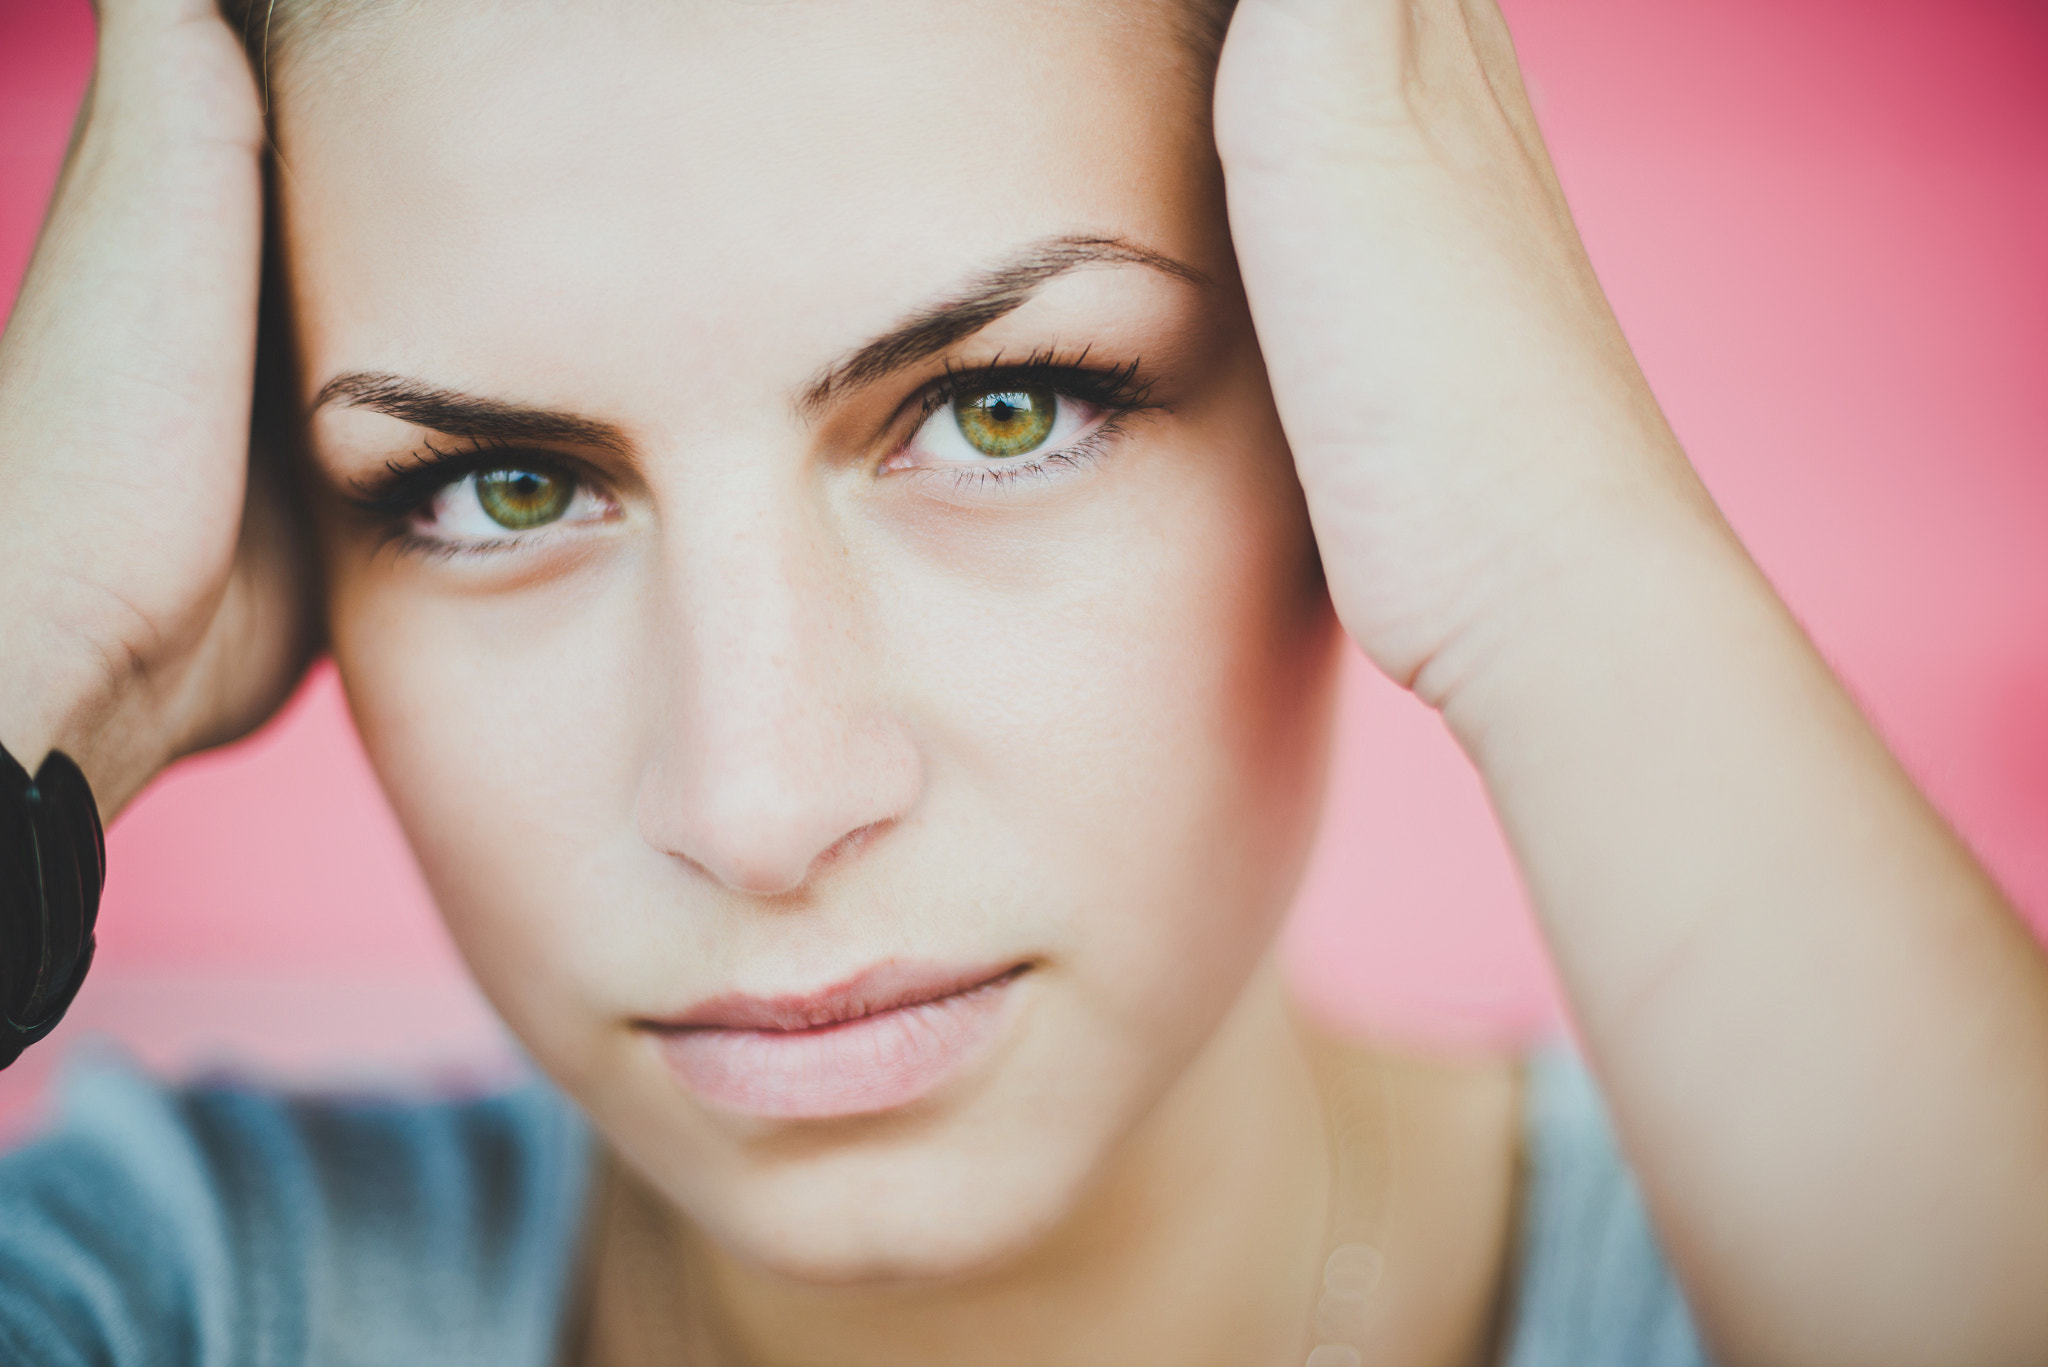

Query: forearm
[1215,0,2048,1356]
[1446,490,2048,1366]
[0,0,266,810]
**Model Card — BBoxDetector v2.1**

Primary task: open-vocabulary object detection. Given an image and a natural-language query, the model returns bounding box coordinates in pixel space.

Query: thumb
[1213,0,1417,171]
[84,0,266,152]
[92,0,241,27]
[1216,0,1557,195]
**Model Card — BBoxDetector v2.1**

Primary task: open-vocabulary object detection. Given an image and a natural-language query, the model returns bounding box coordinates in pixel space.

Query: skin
[1218,5,2048,1361]
[300,0,1355,1303]
[281,9,1516,1361]
[2,1,2047,1365]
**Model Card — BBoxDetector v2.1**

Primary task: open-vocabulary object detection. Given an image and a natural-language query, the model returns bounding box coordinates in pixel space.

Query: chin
[618,1083,1129,1287]
[734,1194,1070,1288]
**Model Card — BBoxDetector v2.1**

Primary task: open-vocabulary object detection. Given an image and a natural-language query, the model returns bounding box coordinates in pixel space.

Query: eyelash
[345,435,532,521]
[341,352,1159,555]
[902,350,1155,492]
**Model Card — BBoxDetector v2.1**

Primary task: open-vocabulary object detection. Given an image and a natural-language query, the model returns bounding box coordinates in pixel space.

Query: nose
[634,494,921,898]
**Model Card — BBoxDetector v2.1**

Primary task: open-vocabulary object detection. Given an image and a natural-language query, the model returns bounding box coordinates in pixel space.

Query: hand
[1214,0,1725,706]
[0,0,315,815]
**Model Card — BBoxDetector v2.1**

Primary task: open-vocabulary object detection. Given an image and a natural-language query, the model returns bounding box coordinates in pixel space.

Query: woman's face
[288,0,1339,1280]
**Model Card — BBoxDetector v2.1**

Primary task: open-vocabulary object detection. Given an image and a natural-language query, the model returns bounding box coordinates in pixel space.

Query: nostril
[635,708,921,898]
[810,820,887,878]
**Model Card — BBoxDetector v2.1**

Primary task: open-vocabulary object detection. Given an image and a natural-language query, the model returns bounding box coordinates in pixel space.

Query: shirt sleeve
[0,1063,249,1367]
[1499,1048,1713,1367]
[0,1059,592,1367]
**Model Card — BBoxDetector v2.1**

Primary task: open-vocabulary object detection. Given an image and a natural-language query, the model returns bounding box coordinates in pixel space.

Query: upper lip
[642,960,1029,1034]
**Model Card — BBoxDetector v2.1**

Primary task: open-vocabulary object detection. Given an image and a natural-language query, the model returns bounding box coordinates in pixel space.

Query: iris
[955,384,1056,458]
[475,468,572,530]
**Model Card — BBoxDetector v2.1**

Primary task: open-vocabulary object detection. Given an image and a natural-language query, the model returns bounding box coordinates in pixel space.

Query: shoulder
[1306,1033,1710,1367]
[1499,1048,1710,1367]
[0,1058,593,1367]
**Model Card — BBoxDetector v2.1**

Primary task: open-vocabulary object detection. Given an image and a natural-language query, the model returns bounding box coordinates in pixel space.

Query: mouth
[639,961,1030,1121]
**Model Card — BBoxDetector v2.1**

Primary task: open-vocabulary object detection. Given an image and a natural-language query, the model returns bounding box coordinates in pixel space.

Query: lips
[642,961,1027,1120]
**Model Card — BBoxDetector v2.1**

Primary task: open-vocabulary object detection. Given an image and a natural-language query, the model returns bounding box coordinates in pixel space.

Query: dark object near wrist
[0,743,103,1070]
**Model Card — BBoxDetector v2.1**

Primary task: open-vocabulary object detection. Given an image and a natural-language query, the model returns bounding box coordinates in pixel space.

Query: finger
[1450,0,1575,222]
[1216,0,1419,167]
[91,0,235,29]
[178,448,322,758]
[1392,0,1587,287]
[85,0,262,139]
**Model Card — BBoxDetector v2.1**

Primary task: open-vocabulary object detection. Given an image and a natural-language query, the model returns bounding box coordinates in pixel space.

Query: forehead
[277,0,1223,408]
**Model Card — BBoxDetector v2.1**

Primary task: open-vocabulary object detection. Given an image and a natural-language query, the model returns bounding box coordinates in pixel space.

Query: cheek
[317,397,1338,1096]
[859,407,1340,1034]
[320,548,661,1089]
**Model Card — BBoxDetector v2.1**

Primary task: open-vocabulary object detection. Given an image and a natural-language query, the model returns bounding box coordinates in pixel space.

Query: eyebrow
[310,233,1205,441]
[310,373,632,452]
[797,234,1207,413]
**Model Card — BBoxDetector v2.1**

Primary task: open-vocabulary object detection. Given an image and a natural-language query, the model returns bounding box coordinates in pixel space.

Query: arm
[1215,2,2048,1363]
[0,0,309,816]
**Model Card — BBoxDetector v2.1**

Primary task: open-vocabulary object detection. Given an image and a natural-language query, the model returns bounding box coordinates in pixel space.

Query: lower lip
[650,972,1021,1120]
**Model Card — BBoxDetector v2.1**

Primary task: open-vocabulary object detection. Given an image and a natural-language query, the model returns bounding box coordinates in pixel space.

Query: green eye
[475,467,573,530]
[955,384,1057,458]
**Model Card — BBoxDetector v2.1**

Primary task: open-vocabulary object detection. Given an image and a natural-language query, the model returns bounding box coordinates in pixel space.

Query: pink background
[3,0,2045,1130]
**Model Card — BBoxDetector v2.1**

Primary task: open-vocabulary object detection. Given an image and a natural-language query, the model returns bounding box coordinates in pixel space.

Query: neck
[588,962,1341,1367]
[580,966,1525,1367]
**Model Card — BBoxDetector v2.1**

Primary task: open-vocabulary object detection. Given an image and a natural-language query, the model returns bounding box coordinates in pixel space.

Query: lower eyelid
[390,518,603,564]
[407,480,615,549]
[906,425,1121,495]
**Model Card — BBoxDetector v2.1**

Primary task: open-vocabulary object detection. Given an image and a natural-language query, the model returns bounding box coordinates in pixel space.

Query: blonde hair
[217,0,1235,91]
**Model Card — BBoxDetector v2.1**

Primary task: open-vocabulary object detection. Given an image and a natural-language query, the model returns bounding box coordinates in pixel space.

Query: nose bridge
[638,470,913,896]
[685,490,833,738]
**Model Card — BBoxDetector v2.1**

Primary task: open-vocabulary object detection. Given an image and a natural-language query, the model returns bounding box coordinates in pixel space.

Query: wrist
[1423,488,1793,784]
[0,595,180,820]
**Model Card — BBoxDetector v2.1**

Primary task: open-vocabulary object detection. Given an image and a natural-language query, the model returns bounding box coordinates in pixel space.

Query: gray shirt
[0,1051,1706,1366]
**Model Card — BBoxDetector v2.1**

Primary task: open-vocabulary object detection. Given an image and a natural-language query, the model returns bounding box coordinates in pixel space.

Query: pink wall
[3,0,2045,1117]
